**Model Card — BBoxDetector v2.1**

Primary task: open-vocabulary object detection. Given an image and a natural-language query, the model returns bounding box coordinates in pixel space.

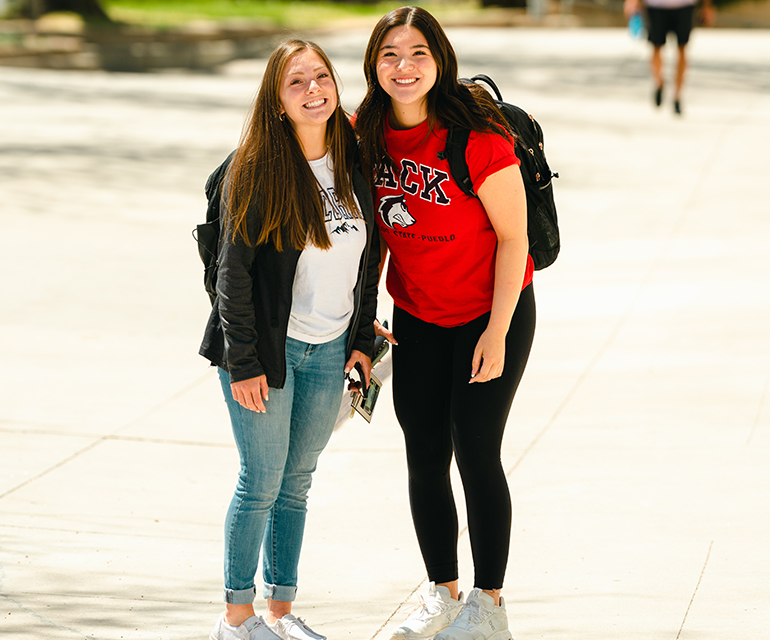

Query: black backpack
[443,74,560,270]
[193,150,236,305]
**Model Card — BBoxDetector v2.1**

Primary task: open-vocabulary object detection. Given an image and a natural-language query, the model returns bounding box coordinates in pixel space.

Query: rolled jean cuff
[223,586,256,605]
[263,582,298,602]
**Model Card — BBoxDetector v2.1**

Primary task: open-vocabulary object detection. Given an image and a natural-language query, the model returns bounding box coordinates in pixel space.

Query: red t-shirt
[375,118,534,327]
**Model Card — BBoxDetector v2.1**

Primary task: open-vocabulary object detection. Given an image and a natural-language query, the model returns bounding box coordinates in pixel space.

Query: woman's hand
[470,327,507,384]
[374,319,398,345]
[231,375,269,413]
[345,350,372,393]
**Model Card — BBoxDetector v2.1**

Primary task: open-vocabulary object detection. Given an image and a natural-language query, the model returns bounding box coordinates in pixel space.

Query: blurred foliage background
[102,0,424,28]
[2,0,483,27]
[2,0,765,29]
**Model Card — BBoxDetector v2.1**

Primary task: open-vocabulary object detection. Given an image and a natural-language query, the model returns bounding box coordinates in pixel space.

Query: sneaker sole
[389,614,461,640]
[391,628,458,640]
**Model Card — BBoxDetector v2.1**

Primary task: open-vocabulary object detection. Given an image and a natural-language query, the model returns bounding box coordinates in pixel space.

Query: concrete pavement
[1,26,769,640]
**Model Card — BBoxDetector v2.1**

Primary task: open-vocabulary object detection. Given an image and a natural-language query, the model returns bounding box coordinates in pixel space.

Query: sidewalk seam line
[369,579,427,640]
[675,540,714,640]
[0,371,214,501]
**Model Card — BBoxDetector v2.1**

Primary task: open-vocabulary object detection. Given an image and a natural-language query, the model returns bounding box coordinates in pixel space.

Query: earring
[279,112,286,121]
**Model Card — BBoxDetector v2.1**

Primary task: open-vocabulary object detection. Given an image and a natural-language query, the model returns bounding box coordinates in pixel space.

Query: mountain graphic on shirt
[331,221,359,235]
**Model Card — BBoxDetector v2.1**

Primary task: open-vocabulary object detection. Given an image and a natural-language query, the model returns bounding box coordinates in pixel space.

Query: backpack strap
[440,74,505,198]
[204,149,236,223]
[439,127,475,197]
[469,74,503,102]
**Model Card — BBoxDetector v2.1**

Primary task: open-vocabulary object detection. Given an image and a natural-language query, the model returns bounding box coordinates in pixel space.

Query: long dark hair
[227,39,359,251]
[356,6,512,187]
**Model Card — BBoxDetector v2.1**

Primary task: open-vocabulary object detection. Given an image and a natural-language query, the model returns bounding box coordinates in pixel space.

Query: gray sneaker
[389,583,465,640]
[270,614,326,640]
[210,614,284,640]
[434,589,512,640]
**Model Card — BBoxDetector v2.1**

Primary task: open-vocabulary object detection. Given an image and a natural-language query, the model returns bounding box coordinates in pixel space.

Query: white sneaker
[210,613,284,640]
[434,589,512,640]
[270,614,327,640]
[389,583,465,640]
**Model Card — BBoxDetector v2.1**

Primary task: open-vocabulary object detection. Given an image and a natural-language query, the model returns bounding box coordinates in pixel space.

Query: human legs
[435,286,536,640]
[646,6,666,104]
[389,314,465,640]
[672,5,693,112]
[262,334,346,619]
[391,285,536,595]
[218,366,296,624]
[674,45,687,113]
[390,289,535,640]
[450,285,535,594]
[651,45,665,103]
[392,306,459,585]
[648,5,693,112]
[675,44,688,95]
[216,333,345,627]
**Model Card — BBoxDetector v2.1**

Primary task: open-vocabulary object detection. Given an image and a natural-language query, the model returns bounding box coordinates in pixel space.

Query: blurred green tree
[15,0,111,20]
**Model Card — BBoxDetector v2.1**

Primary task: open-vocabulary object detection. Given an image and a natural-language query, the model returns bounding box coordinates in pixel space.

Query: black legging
[391,284,536,590]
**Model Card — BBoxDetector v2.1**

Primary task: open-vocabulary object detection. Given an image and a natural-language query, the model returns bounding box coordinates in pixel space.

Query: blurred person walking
[625,0,715,114]
[199,39,380,640]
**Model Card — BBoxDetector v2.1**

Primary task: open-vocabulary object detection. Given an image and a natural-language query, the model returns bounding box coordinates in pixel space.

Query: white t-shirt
[287,155,366,344]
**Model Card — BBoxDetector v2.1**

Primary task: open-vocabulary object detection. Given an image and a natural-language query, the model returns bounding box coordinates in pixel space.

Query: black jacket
[199,158,380,388]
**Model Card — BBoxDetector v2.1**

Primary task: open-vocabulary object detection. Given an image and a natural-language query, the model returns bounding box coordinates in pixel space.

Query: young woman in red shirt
[356,7,536,640]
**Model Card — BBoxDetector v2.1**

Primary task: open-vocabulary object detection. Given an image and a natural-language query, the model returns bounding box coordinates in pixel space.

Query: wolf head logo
[378,194,415,229]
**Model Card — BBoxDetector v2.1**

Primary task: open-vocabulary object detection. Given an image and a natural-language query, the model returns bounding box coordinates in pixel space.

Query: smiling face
[279,49,338,136]
[376,25,437,128]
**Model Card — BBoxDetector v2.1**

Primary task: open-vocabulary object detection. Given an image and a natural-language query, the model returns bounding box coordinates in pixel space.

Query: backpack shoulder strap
[469,74,503,102]
[442,74,506,198]
[204,149,237,223]
[440,127,474,197]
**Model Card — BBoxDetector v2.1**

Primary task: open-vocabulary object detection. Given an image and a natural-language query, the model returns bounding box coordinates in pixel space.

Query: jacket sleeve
[350,171,380,358]
[216,200,266,383]
[353,223,380,358]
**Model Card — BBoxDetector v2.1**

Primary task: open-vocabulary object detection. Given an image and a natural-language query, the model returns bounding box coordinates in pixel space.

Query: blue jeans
[217,332,347,605]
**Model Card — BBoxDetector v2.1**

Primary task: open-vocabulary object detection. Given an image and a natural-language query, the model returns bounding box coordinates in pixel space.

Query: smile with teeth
[394,78,418,85]
[304,98,327,109]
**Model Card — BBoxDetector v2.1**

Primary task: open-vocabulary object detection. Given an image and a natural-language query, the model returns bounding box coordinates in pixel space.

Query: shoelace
[287,617,311,630]
[283,616,316,634]
[405,593,447,621]
[457,599,484,625]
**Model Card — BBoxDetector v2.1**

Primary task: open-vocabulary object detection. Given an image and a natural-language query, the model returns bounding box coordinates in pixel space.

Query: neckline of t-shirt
[307,153,330,168]
[385,114,431,135]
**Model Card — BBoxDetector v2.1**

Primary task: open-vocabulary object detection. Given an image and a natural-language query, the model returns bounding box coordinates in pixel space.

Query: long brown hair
[227,40,359,251]
[356,6,512,187]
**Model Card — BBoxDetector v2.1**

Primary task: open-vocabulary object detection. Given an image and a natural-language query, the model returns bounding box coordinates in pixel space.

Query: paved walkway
[1,27,768,640]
